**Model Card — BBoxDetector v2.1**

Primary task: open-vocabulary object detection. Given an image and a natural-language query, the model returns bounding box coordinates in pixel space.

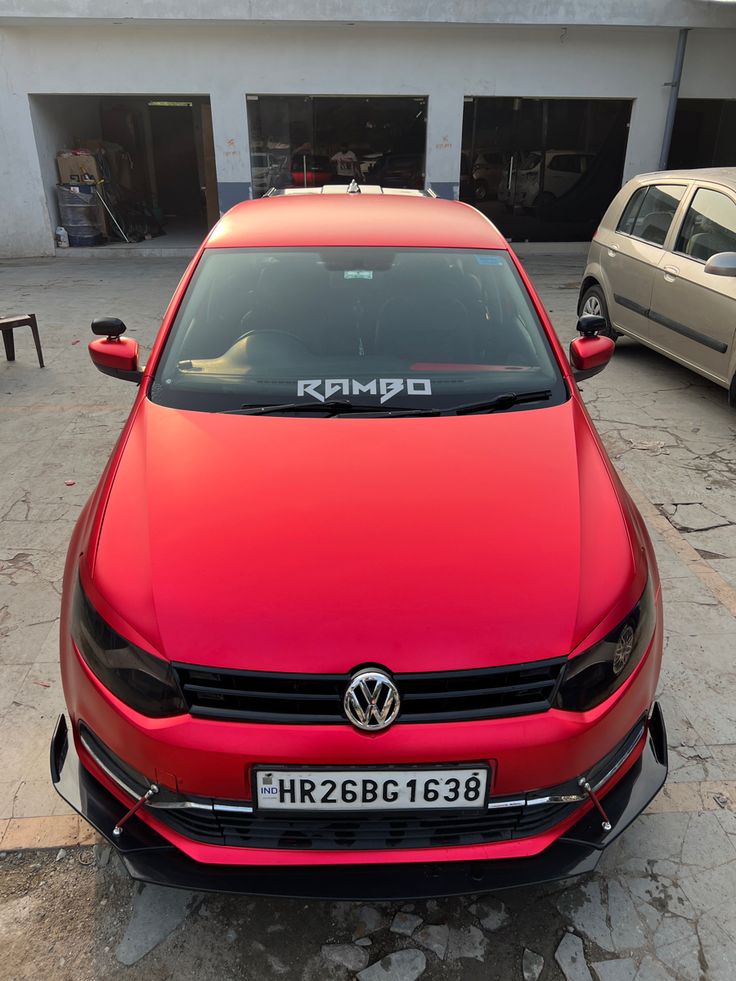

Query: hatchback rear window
[617,187,648,235]
[617,184,686,245]
[150,248,566,415]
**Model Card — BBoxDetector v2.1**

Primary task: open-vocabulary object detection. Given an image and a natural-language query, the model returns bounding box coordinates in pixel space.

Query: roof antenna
[347,179,361,194]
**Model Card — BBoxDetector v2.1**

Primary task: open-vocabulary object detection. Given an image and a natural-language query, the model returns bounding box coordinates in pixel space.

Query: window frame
[615,182,689,250]
[671,183,736,266]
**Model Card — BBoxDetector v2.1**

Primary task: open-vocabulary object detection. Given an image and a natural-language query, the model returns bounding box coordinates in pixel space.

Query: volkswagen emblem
[344,670,400,732]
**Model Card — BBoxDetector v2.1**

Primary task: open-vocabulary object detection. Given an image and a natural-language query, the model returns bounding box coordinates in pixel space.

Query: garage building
[1,0,735,256]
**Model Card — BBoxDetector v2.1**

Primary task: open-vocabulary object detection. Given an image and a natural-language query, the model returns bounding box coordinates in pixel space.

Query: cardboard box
[80,139,132,189]
[56,152,101,186]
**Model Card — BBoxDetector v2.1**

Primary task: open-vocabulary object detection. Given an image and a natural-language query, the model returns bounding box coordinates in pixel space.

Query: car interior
[635,210,674,247]
[678,213,736,260]
[619,184,685,247]
[169,250,546,379]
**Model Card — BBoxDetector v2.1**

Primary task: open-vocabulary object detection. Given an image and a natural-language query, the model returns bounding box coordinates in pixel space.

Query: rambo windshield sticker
[474,254,505,265]
[344,270,373,280]
[297,379,432,404]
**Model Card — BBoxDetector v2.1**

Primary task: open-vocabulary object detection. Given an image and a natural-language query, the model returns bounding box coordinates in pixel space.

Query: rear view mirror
[89,317,142,382]
[570,335,615,382]
[704,252,736,278]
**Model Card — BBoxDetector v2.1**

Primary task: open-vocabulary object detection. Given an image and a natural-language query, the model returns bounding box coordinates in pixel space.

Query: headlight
[556,578,656,712]
[71,579,187,718]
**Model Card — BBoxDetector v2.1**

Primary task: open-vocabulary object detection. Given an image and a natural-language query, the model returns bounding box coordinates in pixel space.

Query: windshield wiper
[441,389,553,416]
[367,390,553,417]
[220,390,552,418]
[222,399,389,416]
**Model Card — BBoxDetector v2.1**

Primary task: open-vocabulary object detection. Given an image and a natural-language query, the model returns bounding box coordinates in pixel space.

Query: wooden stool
[0,314,44,368]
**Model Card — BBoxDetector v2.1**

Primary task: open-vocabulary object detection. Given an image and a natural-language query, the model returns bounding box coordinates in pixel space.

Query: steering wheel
[232,329,310,349]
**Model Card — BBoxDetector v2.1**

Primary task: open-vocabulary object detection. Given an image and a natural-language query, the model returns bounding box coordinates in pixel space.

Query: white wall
[0,35,55,255]
[1,21,736,257]
[28,95,102,232]
[3,0,736,29]
[680,29,736,99]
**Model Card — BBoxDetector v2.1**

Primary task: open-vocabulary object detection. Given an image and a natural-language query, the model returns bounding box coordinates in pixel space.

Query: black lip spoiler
[50,705,667,901]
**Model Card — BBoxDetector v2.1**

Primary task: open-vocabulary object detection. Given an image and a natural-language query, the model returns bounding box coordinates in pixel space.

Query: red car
[289,154,335,189]
[52,186,666,899]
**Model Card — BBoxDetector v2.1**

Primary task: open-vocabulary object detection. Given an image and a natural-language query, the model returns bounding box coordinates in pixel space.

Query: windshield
[150,248,566,414]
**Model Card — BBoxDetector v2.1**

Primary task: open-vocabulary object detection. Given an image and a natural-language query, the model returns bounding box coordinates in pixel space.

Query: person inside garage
[331,144,360,183]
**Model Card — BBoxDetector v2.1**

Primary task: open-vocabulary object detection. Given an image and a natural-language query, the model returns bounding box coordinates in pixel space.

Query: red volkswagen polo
[52,186,667,899]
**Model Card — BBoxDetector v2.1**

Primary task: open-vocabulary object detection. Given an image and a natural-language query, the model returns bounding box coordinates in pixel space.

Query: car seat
[688,229,736,262]
[636,211,673,247]
[241,256,324,349]
[184,269,258,360]
[374,294,475,362]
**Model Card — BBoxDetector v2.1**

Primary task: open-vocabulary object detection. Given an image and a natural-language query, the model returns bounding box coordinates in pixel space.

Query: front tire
[580,284,619,341]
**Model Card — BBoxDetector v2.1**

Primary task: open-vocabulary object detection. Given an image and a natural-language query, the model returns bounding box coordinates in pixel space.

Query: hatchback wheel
[580,285,619,341]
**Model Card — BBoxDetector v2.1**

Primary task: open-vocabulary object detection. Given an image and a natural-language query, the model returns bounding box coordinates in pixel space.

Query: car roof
[632,167,736,192]
[205,190,508,250]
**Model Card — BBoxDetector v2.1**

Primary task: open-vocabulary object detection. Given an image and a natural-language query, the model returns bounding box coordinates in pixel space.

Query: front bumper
[50,703,667,900]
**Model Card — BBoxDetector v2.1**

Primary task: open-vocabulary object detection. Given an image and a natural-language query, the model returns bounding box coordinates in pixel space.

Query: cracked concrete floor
[1,252,736,980]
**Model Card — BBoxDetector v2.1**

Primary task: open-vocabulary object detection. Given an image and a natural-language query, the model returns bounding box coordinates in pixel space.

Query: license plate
[254,767,489,811]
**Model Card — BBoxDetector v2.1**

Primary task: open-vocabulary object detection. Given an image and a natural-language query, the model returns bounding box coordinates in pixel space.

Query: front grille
[173,658,566,724]
[157,800,577,850]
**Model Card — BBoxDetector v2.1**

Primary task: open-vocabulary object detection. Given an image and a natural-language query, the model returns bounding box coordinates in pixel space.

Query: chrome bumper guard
[50,704,667,900]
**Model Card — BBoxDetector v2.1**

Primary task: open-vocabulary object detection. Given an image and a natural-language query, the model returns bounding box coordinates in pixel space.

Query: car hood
[92,397,641,674]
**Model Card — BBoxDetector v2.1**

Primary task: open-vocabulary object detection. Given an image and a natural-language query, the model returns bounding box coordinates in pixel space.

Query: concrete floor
[1,253,735,980]
[54,216,207,258]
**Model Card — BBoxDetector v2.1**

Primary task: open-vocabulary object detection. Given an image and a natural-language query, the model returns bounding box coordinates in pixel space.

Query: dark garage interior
[29,93,218,248]
[461,96,632,242]
[246,95,428,196]
[668,98,736,170]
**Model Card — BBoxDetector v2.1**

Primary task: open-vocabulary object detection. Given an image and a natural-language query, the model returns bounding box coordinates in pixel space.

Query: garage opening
[246,95,428,196]
[668,99,736,169]
[461,97,632,242]
[29,94,218,250]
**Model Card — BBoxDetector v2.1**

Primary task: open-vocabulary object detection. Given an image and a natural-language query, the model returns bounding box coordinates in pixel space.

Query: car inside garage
[246,95,428,196]
[462,96,632,242]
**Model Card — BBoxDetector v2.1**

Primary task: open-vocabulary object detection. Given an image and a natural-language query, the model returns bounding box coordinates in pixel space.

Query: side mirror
[89,318,142,382]
[704,252,736,278]
[570,334,615,381]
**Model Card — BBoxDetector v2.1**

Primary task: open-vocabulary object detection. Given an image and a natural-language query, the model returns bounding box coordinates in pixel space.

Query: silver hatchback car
[580,168,736,405]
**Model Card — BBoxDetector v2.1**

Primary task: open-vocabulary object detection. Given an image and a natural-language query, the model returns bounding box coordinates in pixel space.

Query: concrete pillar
[0,89,55,257]
[425,88,465,200]
[622,87,671,184]
[209,89,252,214]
